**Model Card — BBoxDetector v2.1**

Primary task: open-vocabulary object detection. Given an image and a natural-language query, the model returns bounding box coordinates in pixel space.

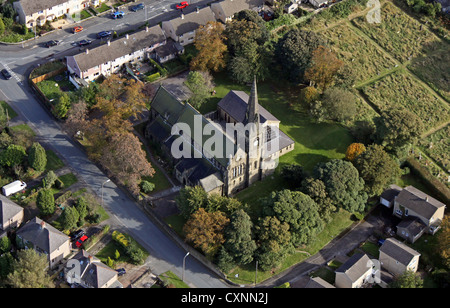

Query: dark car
[78,39,92,46]
[97,31,112,39]
[70,230,85,241]
[131,3,144,11]
[1,69,12,80]
[45,40,60,48]
[116,268,126,276]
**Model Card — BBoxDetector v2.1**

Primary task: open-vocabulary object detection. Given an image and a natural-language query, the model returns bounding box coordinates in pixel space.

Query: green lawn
[58,173,78,188]
[45,149,65,171]
[0,101,18,119]
[159,271,190,288]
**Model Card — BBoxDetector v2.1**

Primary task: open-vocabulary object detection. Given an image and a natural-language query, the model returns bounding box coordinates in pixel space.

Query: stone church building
[145,78,294,196]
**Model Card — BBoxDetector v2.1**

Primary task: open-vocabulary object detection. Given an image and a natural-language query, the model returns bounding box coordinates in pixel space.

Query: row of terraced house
[65,0,265,87]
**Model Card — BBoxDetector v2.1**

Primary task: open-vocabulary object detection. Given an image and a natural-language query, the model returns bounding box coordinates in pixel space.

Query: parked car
[70,230,85,241]
[97,31,112,39]
[111,11,125,19]
[72,26,83,33]
[76,235,89,248]
[116,268,126,276]
[78,39,92,46]
[45,40,60,48]
[131,3,145,11]
[176,1,189,9]
[1,69,12,80]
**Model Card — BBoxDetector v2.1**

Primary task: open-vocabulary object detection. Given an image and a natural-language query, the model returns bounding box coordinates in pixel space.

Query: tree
[299,86,319,106]
[301,177,336,223]
[183,208,230,259]
[7,249,54,288]
[320,87,358,122]
[184,71,215,108]
[228,41,271,84]
[275,28,326,82]
[206,194,246,216]
[0,18,5,36]
[36,189,55,216]
[374,108,424,150]
[262,190,324,246]
[176,186,208,219]
[304,45,343,91]
[42,170,57,189]
[0,144,26,167]
[28,142,47,172]
[191,21,227,72]
[0,236,11,254]
[140,180,155,194]
[60,206,80,231]
[64,100,88,138]
[255,216,293,271]
[280,163,307,189]
[313,159,368,213]
[224,209,257,265]
[390,270,423,288]
[75,196,89,223]
[353,144,402,197]
[345,143,366,161]
[52,92,71,119]
[436,216,450,268]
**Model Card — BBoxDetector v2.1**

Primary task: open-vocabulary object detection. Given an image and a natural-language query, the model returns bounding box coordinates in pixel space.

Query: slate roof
[396,186,446,220]
[336,253,372,282]
[380,184,402,202]
[380,238,420,266]
[68,250,122,288]
[397,217,426,238]
[0,195,23,228]
[73,26,166,72]
[199,172,224,193]
[150,86,186,126]
[17,217,69,255]
[166,7,217,36]
[214,0,263,17]
[218,90,279,124]
[305,277,335,288]
[17,0,67,16]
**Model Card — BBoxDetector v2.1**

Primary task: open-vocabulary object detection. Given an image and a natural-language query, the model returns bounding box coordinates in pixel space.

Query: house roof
[379,238,420,266]
[17,0,68,16]
[72,26,166,72]
[380,184,402,202]
[397,217,426,238]
[68,250,122,288]
[395,186,446,220]
[214,0,264,17]
[199,172,224,192]
[336,253,372,282]
[165,7,217,36]
[16,217,69,255]
[0,195,23,228]
[305,277,335,288]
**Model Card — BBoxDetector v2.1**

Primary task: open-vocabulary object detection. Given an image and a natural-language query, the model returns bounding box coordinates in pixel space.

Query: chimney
[196,7,200,13]
[146,26,149,32]
[107,40,110,46]
[181,13,184,19]
[126,34,129,39]
[85,48,89,54]
[425,196,429,202]
[40,220,45,230]
[88,255,93,264]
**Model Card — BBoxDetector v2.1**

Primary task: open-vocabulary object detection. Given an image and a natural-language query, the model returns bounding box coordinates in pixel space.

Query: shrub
[140,180,155,194]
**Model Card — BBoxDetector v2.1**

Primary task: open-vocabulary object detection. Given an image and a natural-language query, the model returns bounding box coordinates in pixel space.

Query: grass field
[361,70,450,131]
[352,2,443,63]
[408,48,450,102]
[319,23,398,84]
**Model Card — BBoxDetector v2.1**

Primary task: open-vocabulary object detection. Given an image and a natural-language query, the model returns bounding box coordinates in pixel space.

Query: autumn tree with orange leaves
[345,143,366,161]
[183,208,230,259]
[190,21,228,72]
[304,46,343,92]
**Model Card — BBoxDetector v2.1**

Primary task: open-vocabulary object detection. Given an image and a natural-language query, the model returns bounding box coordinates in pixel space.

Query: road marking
[0,62,23,85]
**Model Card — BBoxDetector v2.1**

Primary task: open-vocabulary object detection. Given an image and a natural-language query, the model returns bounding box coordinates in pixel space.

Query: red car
[76,235,88,248]
[72,26,83,33]
[176,1,189,9]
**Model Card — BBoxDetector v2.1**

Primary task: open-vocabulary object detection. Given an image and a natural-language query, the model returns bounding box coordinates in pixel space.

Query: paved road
[0,0,228,289]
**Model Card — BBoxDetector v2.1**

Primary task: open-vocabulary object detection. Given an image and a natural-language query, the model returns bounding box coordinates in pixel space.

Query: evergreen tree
[28,142,47,172]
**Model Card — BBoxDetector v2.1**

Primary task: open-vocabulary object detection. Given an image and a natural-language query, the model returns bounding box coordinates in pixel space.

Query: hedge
[405,157,450,204]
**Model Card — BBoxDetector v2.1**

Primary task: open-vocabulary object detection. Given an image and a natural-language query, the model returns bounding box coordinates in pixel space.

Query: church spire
[244,75,259,125]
